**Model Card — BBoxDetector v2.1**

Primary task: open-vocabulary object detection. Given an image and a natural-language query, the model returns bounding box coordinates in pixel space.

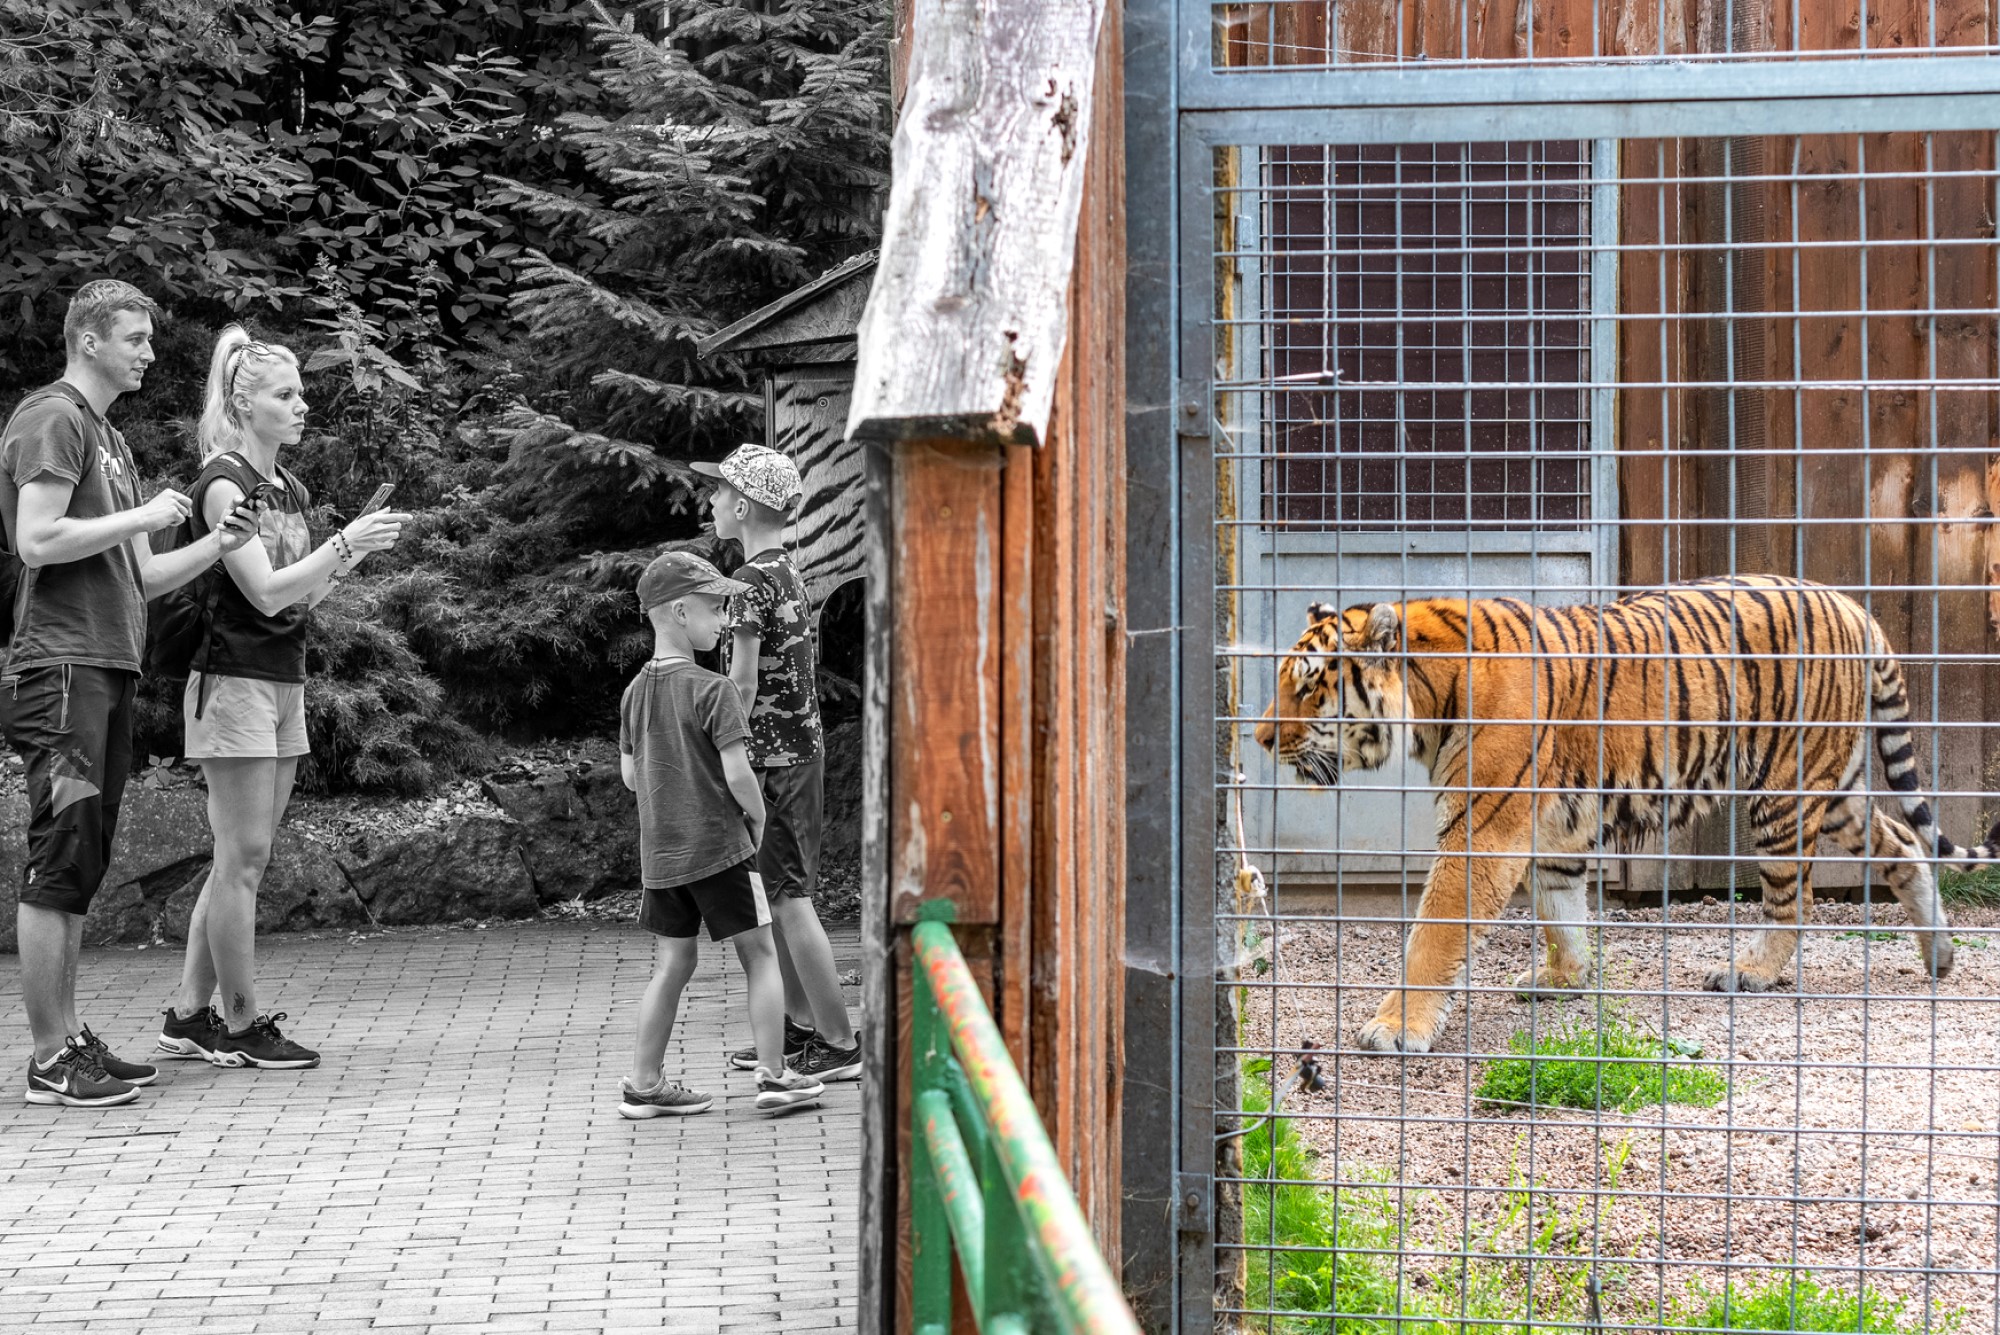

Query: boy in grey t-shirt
[615,550,824,1117]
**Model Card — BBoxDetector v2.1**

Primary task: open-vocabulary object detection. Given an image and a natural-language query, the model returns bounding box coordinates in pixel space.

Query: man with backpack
[2,280,257,1108]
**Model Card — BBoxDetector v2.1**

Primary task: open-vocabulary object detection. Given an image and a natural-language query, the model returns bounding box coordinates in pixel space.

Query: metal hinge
[1175,381,1212,439]
[1176,1171,1212,1235]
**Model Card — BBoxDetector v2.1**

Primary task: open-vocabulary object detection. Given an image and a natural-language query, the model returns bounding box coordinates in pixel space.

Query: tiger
[1254,574,2000,1054]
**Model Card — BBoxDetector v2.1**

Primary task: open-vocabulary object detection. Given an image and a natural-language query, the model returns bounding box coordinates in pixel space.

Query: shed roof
[695,251,878,360]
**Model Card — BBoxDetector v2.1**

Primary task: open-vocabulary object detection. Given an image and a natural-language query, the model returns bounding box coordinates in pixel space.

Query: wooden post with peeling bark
[852,0,1126,1330]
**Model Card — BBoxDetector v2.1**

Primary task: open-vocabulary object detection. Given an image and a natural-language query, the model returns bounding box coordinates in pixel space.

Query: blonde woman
[155,326,410,1070]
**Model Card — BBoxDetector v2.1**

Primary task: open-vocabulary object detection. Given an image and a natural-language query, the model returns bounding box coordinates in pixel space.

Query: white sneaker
[753,1065,824,1111]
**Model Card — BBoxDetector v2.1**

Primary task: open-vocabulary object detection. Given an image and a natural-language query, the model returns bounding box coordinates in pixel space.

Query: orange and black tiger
[1255,574,2000,1053]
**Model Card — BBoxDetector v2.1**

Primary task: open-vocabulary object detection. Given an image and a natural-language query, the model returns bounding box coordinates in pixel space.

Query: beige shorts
[183,674,310,760]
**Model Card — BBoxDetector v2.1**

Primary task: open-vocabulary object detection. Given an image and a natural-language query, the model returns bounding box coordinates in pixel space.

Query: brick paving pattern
[0,920,861,1333]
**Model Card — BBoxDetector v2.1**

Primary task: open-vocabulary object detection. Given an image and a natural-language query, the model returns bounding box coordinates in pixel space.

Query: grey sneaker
[753,1065,824,1112]
[619,1077,713,1119]
[793,1036,863,1082]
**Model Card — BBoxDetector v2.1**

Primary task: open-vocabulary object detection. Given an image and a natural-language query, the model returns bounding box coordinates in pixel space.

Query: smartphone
[358,483,396,517]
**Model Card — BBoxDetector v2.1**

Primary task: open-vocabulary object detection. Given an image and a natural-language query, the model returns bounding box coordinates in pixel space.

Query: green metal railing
[910,908,1142,1335]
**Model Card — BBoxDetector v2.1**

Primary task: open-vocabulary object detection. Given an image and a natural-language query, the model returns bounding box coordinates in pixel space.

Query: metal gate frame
[1119,3,2000,1329]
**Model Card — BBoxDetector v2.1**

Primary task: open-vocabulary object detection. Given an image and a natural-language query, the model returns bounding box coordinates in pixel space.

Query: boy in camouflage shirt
[695,444,860,1082]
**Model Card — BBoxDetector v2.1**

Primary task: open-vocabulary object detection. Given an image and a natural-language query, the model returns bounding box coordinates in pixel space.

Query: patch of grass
[1476,1012,1727,1114]
[1671,1270,1956,1333]
[1237,1066,1632,1334]
[1837,929,1902,943]
[1940,865,2000,908]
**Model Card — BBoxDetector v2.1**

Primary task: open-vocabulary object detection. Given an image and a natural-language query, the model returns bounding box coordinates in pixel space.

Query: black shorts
[756,759,822,900]
[0,664,136,915]
[640,858,770,941]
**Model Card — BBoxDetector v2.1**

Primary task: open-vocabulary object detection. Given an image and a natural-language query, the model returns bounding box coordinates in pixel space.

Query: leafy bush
[494,0,890,484]
[0,0,321,374]
[1670,1271,1955,1334]
[133,576,494,795]
[1476,1012,1727,1114]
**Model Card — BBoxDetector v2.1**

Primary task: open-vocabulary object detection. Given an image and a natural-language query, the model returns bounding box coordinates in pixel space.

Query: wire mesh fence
[1206,130,2000,1335]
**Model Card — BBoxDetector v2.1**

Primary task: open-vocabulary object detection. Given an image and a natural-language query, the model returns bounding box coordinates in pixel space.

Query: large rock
[157,830,368,942]
[0,776,213,950]
[480,760,638,903]
[337,814,537,925]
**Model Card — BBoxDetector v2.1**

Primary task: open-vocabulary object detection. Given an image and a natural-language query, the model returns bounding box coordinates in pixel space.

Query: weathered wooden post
[848,0,1124,1329]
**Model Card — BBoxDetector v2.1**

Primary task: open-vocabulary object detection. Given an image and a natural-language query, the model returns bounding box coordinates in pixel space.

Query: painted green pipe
[917,1087,987,1310]
[911,920,1142,1335]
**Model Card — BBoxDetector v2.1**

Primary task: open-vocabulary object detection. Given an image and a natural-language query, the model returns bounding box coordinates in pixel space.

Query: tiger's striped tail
[1871,654,2000,866]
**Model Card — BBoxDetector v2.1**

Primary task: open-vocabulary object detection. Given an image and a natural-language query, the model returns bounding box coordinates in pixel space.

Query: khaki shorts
[183,674,309,760]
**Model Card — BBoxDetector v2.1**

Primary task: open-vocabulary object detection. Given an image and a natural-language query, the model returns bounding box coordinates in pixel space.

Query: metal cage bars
[1194,118,2000,1335]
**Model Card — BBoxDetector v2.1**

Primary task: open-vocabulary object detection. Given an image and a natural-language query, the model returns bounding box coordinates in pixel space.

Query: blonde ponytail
[196,325,299,462]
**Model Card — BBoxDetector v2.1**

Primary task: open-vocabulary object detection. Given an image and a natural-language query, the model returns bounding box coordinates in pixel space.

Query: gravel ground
[1231,898,2000,1330]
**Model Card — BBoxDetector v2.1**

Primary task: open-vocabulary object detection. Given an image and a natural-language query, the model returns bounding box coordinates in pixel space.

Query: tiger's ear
[1295,603,1341,679]
[1363,603,1402,656]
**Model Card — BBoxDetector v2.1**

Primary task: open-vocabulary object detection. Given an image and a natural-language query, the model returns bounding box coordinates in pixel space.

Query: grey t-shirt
[618,659,756,889]
[0,384,146,674]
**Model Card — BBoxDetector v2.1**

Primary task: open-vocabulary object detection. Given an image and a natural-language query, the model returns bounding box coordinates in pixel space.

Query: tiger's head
[1254,601,1405,786]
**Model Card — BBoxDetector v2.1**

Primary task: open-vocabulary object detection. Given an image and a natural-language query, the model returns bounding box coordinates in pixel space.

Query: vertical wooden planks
[882,5,1128,1328]
[1619,138,1697,589]
[1924,121,1999,836]
[889,441,1005,927]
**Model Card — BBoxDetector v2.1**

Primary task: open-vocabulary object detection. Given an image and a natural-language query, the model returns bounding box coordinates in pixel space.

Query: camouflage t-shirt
[719,547,822,768]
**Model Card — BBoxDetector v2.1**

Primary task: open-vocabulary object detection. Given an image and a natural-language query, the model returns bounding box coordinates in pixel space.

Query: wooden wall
[881,5,1128,1328]
[1618,121,2000,834]
[1214,0,1995,64]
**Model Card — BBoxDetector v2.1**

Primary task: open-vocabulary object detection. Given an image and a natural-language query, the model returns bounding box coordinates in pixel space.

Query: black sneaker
[210,1013,320,1070]
[156,1006,226,1063]
[728,1017,815,1072]
[25,1040,138,1108]
[793,1036,863,1082]
[75,1026,157,1086]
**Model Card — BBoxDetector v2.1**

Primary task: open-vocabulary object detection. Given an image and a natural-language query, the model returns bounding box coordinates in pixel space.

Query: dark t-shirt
[718,548,823,768]
[0,383,146,673]
[190,453,314,683]
[619,659,755,889]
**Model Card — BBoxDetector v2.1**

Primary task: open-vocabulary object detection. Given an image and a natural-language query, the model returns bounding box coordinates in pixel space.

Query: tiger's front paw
[1920,932,1955,980]
[1355,993,1447,1053]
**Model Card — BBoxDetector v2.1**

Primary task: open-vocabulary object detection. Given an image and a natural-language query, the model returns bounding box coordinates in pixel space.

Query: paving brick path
[0,919,862,1333]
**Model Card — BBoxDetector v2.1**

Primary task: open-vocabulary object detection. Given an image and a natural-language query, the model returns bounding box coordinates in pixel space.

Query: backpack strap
[1,382,104,555]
